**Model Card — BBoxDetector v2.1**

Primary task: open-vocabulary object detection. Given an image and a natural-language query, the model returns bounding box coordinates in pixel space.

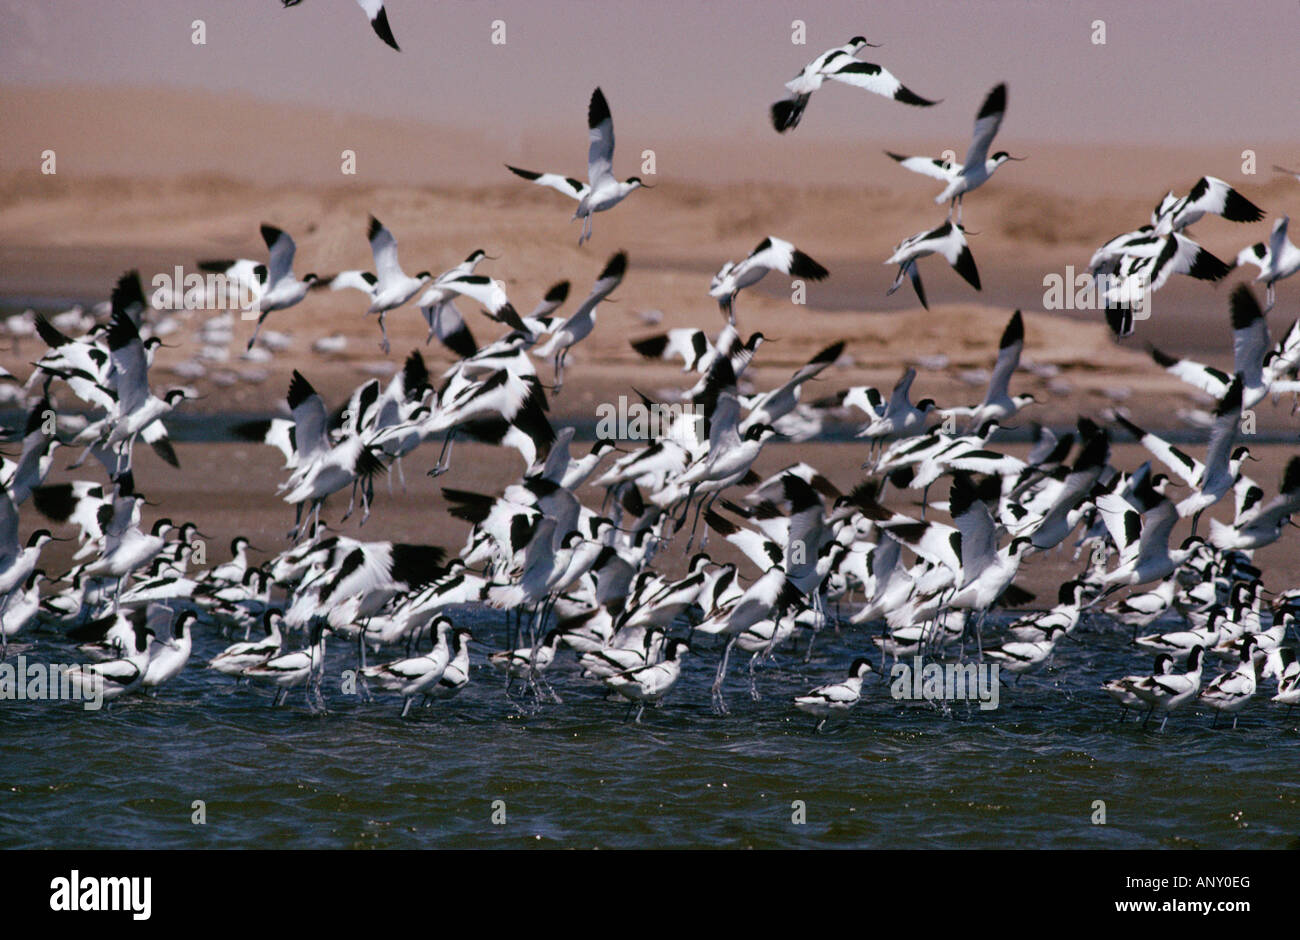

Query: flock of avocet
[4,31,1300,732]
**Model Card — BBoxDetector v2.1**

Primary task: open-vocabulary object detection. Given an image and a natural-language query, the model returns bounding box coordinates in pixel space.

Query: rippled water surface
[3,607,1298,850]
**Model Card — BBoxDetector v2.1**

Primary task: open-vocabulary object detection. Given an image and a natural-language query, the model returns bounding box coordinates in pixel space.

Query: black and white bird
[534,251,627,391]
[506,88,650,245]
[1149,285,1271,409]
[281,0,400,51]
[793,657,873,731]
[141,610,198,691]
[939,310,1035,430]
[71,309,189,475]
[1130,645,1205,731]
[330,216,433,353]
[413,250,512,358]
[281,371,387,536]
[1209,456,1300,553]
[1236,216,1299,311]
[885,221,980,309]
[242,621,328,709]
[886,83,1021,223]
[709,237,829,322]
[64,627,154,706]
[240,224,318,350]
[770,36,937,133]
[602,638,689,723]
[1200,636,1259,728]
[209,610,284,676]
[1102,653,1176,718]
[423,626,474,704]
[362,616,454,717]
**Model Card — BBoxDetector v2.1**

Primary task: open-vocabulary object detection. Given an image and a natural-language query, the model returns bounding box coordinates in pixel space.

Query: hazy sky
[1,0,1297,146]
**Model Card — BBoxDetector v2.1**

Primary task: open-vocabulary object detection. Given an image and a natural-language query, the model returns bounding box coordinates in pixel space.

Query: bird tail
[770,95,808,133]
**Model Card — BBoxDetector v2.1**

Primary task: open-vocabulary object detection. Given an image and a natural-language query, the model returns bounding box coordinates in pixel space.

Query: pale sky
[1,0,1297,145]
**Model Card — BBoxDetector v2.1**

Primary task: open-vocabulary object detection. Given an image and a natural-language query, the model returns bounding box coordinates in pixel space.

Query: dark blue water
[3,608,1297,849]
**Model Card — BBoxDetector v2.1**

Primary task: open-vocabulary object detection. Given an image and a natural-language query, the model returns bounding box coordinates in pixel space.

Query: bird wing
[985,310,1023,405]
[367,216,404,286]
[262,224,296,286]
[287,371,329,462]
[106,310,149,415]
[1150,347,1231,398]
[1201,377,1243,488]
[1115,414,1203,487]
[586,87,616,187]
[963,83,1006,169]
[1269,215,1291,261]
[825,60,937,107]
[1170,176,1263,231]
[504,165,588,200]
[572,251,628,323]
[886,151,959,182]
[441,275,512,315]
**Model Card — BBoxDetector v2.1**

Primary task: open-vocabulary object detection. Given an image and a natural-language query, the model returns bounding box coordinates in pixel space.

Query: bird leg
[711,636,735,715]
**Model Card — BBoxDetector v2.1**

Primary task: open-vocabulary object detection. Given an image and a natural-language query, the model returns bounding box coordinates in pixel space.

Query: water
[3,608,1297,849]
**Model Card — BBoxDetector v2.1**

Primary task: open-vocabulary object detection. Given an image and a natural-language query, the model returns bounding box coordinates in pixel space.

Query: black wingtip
[953,245,981,291]
[895,85,940,108]
[599,251,628,281]
[354,446,387,480]
[367,215,384,241]
[369,6,400,51]
[544,281,570,304]
[150,436,180,469]
[789,249,829,282]
[33,312,70,349]
[505,164,541,181]
[105,308,140,351]
[1281,456,1300,494]
[287,370,317,411]
[630,334,669,360]
[1230,284,1264,330]
[1221,186,1263,224]
[260,224,283,249]
[403,349,430,394]
[1114,413,1145,440]
[588,87,610,129]
[1187,246,1231,283]
[1149,344,1179,369]
[977,83,1007,120]
[999,309,1023,349]
[811,340,845,365]
[111,270,146,318]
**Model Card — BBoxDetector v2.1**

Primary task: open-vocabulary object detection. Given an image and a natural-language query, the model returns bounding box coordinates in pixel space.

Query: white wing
[504,165,588,200]
[963,83,1006,170]
[586,87,616,187]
